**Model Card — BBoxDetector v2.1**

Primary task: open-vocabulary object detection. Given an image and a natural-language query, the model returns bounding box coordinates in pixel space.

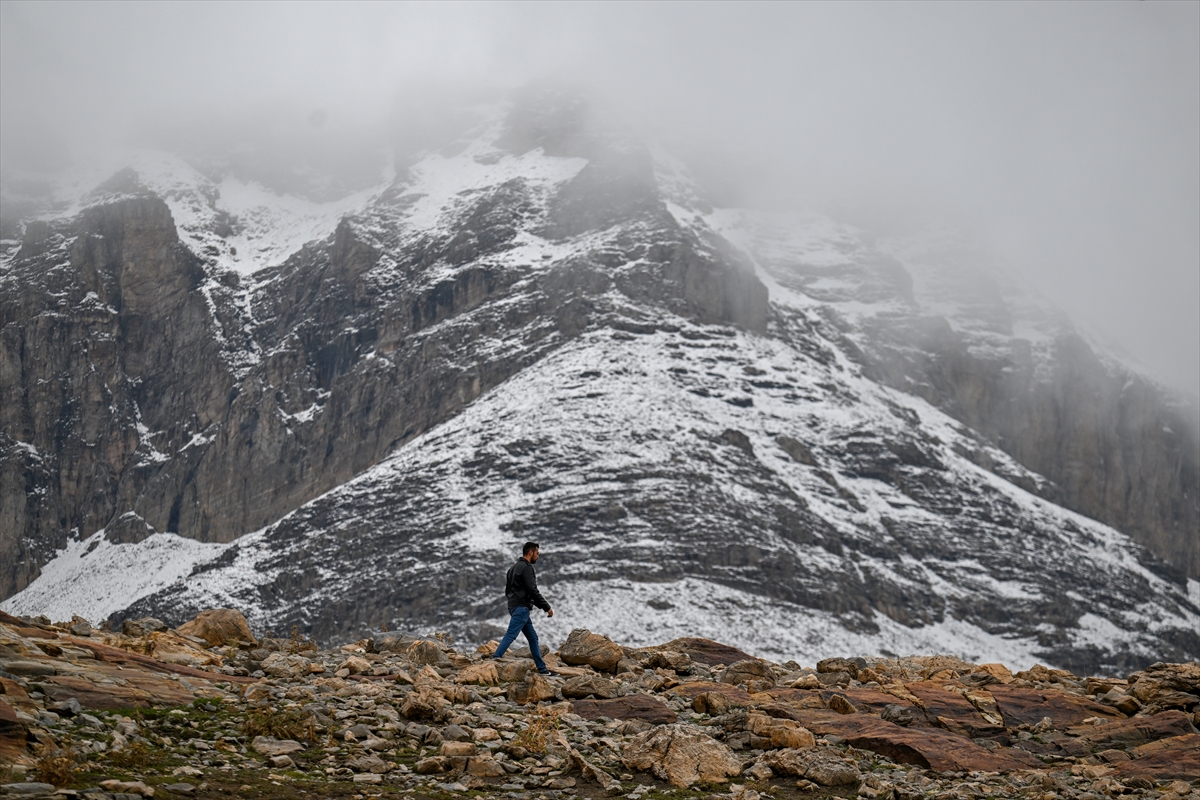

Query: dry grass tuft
[34,750,76,786]
[242,707,316,742]
[511,705,564,753]
[105,740,153,769]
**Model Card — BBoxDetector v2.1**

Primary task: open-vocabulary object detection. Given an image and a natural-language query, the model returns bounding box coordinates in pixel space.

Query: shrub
[34,750,76,786]
[511,706,563,754]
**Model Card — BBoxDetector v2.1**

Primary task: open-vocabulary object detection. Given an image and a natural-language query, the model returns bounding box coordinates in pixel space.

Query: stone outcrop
[621,724,743,788]
[558,629,624,673]
[175,608,257,648]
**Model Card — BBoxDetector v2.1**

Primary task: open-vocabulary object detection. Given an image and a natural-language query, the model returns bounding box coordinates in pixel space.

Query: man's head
[522,541,540,563]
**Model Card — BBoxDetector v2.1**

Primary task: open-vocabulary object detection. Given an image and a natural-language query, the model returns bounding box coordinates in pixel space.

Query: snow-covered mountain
[2,91,1196,674]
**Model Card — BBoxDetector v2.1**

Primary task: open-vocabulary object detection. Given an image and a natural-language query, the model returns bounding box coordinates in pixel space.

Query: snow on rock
[1,530,226,623]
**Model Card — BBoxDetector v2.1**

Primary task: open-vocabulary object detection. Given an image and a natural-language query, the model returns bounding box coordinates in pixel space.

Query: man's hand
[546,608,555,618]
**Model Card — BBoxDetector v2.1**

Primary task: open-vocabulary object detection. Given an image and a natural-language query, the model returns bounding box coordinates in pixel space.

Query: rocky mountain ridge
[1,92,1197,673]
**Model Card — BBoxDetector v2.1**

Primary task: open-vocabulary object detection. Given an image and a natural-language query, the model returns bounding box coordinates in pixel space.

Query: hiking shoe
[537,669,552,675]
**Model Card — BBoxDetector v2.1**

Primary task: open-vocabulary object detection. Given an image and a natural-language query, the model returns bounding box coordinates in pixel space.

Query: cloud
[2,1,1196,396]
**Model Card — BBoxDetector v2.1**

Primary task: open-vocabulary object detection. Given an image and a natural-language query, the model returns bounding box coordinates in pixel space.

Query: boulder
[827,694,856,715]
[261,653,312,679]
[407,640,450,666]
[338,655,372,675]
[817,657,864,679]
[440,740,478,757]
[415,756,448,774]
[560,629,624,673]
[175,608,256,647]
[401,687,449,721]
[973,663,1014,684]
[508,673,557,704]
[99,780,154,796]
[251,735,305,756]
[648,650,692,673]
[0,783,58,797]
[1127,663,1200,704]
[880,704,914,726]
[762,748,861,786]
[720,659,775,689]
[572,694,678,725]
[622,723,743,787]
[495,660,535,682]
[561,674,620,699]
[745,711,815,748]
[119,615,164,637]
[466,756,507,777]
[455,661,499,686]
[693,691,733,716]
[349,754,390,774]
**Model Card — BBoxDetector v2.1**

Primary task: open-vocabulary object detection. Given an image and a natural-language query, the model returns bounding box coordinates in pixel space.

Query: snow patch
[1,532,228,622]
[519,577,1047,670]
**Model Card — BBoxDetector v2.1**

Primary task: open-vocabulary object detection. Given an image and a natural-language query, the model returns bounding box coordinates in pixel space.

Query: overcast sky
[2,1,1197,398]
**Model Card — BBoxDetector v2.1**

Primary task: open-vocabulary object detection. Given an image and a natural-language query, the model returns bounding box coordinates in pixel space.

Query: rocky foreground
[1,609,1197,800]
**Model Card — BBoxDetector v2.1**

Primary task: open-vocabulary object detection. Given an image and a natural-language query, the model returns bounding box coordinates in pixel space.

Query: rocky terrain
[1,608,1197,800]
[2,89,1198,672]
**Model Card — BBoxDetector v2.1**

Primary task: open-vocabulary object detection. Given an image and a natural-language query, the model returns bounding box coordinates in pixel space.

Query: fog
[2,1,1197,398]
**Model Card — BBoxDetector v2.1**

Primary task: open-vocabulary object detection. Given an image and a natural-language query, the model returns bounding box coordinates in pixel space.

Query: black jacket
[505,557,550,612]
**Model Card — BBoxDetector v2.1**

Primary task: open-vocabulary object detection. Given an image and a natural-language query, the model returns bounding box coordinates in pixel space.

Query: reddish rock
[70,636,254,683]
[0,678,38,716]
[804,715,1042,772]
[988,685,1122,729]
[1113,734,1200,781]
[572,694,678,725]
[905,682,1004,738]
[654,638,755,666]
[674,681,753,706]
[0,611,55,640]
[0,695,27,765]
[1075,710,1197,750]
[41,670,197,710]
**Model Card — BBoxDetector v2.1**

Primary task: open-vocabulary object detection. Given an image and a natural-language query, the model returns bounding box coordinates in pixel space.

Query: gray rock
[442,724,472,742]
[48,697,81,716]
[346,723,373,740]
[250,735,305,756]
[880,704,914,726]
[0,784,58,798]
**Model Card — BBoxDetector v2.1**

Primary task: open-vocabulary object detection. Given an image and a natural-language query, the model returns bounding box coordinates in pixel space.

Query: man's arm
[522,563,552,613]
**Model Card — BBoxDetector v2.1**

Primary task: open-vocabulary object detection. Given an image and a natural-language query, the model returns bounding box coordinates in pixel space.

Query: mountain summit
[2,91,1196,673]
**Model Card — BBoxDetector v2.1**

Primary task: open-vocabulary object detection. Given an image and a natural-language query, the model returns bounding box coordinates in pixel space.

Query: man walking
[492,541,554,675]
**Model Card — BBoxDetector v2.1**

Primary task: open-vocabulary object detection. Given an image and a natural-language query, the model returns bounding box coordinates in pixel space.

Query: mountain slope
[2,92,1196,673]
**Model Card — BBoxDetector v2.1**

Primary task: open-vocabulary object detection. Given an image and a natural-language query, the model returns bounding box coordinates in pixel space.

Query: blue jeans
[493,606,547,671]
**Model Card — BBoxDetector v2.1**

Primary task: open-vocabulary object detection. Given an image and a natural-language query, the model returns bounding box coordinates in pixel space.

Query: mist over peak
[3,3,1195,397]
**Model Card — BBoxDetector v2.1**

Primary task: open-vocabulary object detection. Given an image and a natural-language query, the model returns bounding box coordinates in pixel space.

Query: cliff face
[852,314,1200,584]
[0,189,237,594]
[1,95,1196,672]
